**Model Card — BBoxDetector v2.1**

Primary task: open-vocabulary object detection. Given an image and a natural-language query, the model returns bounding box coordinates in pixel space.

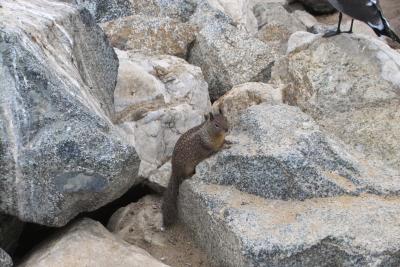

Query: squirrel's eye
[214,123,219,128]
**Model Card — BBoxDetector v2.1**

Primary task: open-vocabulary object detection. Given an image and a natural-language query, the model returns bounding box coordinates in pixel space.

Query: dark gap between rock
[12,183,156,264]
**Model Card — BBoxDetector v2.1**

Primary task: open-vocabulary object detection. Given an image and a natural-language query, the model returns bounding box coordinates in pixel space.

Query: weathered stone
[113,50,210,186]
[101,15,197,58]
[292,10,319,30]
[193,104,400,200]
[68,0,133,22]
[19,218,168,267]
[180,181,400,267]
[128,0,197,21]
[108,195,210,266]
[0,0,140,226]
[207,0,258,35]
[0,248,12,267]
[188,23,276,100]
[146,161,171,192]
[254,3,306,56]
[212,82,282,127]
[108,195,165,247]
[294,0,335,14]
[0,214,24,253]
[188,0,235,28]
[273,33,400,171]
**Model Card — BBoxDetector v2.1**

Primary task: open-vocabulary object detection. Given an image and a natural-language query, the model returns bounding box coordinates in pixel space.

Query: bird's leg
[324,12,343,37]
[345,19,354,34]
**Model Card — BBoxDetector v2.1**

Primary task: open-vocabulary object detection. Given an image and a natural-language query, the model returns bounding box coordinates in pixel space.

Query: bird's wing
[330,0,384,30]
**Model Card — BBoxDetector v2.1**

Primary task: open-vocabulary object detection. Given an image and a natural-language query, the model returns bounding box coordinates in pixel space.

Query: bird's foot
[323,30,342,38]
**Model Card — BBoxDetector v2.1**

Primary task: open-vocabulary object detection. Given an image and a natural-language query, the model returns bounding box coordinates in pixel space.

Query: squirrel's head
[204,108,229,135]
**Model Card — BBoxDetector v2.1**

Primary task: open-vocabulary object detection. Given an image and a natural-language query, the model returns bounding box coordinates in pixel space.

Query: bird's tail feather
[376,9,400,45]
[385,27,400,45]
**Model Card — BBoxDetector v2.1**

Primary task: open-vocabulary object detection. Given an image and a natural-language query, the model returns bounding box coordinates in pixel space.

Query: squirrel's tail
[162,174,179,227]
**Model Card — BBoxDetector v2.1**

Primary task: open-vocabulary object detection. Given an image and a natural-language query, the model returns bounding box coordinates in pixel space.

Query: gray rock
[112,50,210,189]
[107,195,165,248]
[207,0,258,35]
[0,248,12,267]
[71,0,133,22]
[254,3,306,56]
[19,218,168,267]
[0,0,140,226]
[128,0,197,22]
[179,181,400,267]
[212,82,282,127]
[295,0,335,14]
[193,104,400,200]
[0,214,23,253]
[188,23,276,100]
[101,15,198,57]
[273,33,400,172]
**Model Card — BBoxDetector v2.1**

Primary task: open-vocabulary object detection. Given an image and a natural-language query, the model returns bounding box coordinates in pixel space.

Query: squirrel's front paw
[223,139,236,148]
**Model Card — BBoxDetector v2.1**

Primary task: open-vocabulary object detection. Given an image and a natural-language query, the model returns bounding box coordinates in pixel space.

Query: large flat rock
[0,0,140,226]
[101,15,197,58]
[180,180,400,267]
[274,33,400,171]
[194,104,400,201]
[19,218,168,267]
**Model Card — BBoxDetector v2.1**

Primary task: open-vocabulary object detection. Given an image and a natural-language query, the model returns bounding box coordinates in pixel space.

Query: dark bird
[324,0,400,44]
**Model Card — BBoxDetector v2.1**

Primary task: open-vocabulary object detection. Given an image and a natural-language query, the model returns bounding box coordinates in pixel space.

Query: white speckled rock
[19,218,168,267]
[188,22,276,100]
[273,33,400,171]
[207,0,258,35]
[107,195,165,248]
[180,181,400,266]
[253,3,306,55]
[191,104,400,201]
[113,50,211,187]
[0,248,12,267]
[0,0,140,226]
[212,82,282,127]
[101,15,197,58]
[69,0,133,22]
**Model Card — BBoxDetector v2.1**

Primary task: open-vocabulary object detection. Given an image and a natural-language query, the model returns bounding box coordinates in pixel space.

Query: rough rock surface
[107,195,210,266]
[108,195,165,247]
[191,104,400,201]
[212,82,282,126]
[19,218,168,267]
[0,248,12,267]
[180,181,400,267]
[254,3,306,55]
[101,15,197,57]
[189,23,276,100]
[293,0,335,14]
[70,0,133,22]
[0,0,140,226]
[128,0,197,21]
[113,50,210,186]
[273,33,400,171]
[207,0,258,35]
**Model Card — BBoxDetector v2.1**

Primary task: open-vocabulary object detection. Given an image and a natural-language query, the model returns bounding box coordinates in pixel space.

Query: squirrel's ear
[209,112,214,120]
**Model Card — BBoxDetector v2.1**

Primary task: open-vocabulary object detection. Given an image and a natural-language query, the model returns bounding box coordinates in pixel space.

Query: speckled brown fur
[162,112,229,227]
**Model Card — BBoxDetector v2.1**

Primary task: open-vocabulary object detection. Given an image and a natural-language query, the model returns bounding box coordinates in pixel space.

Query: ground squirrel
[162,110,229,227]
